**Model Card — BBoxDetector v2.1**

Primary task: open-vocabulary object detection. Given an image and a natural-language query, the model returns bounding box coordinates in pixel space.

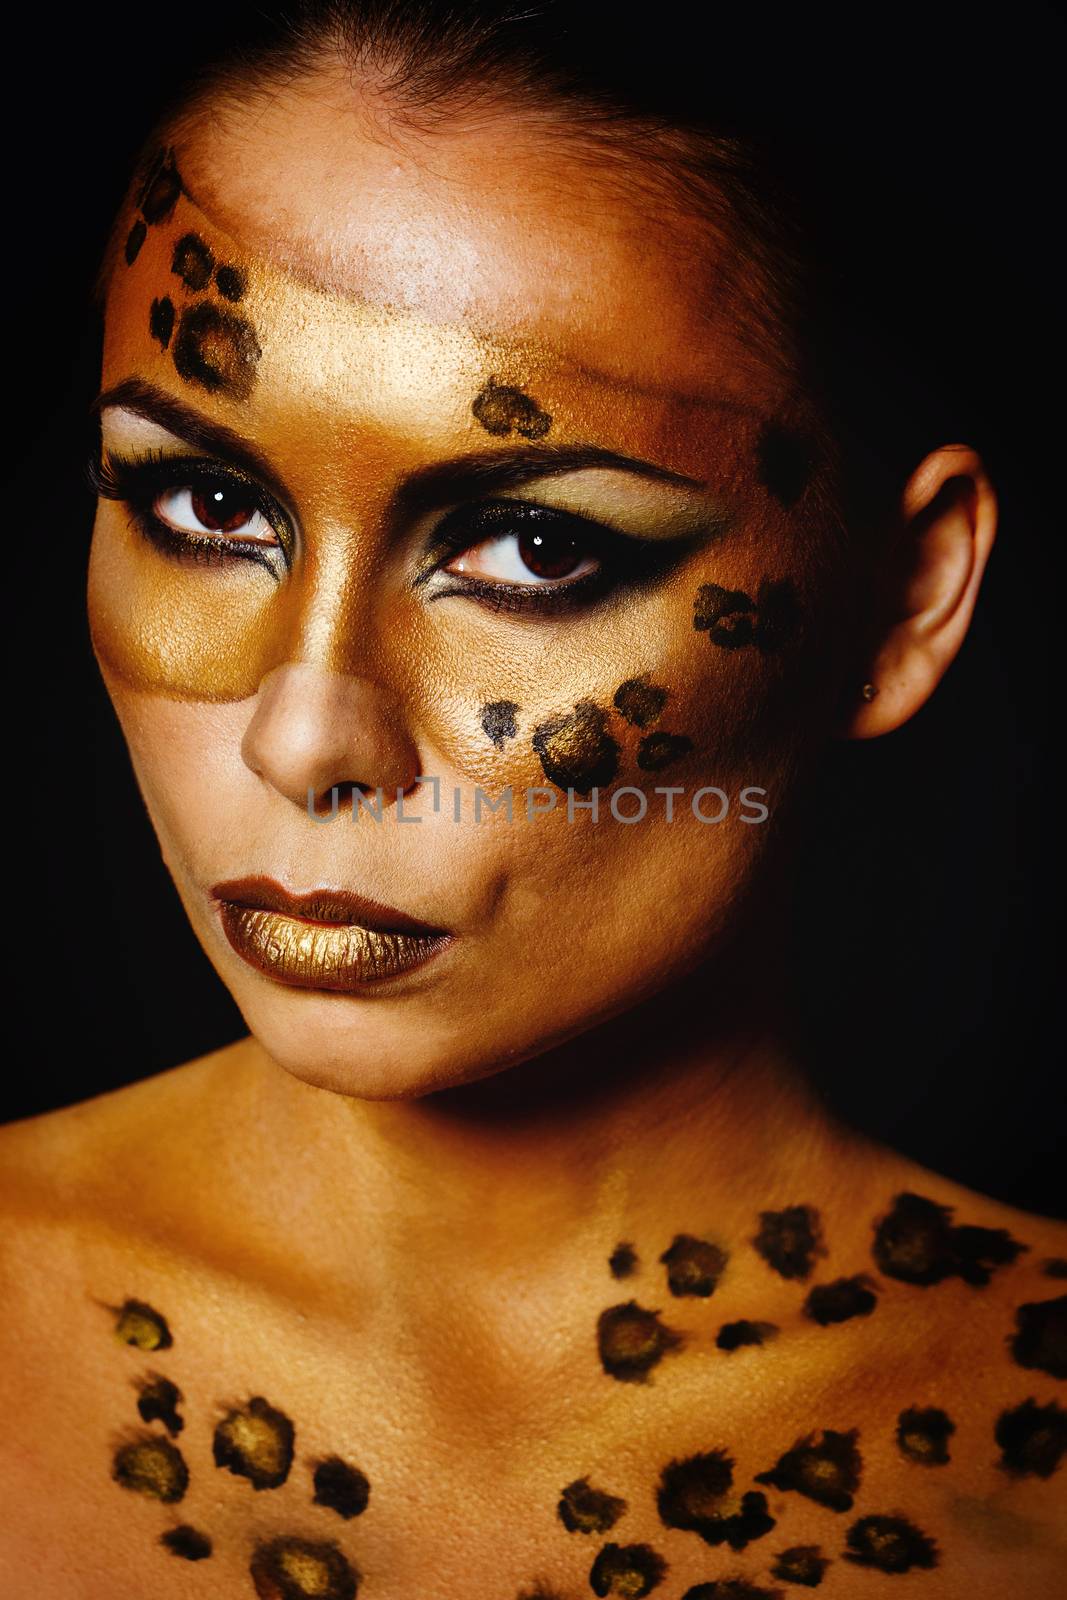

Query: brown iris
[517,525,585,579]
[188,486,257,533]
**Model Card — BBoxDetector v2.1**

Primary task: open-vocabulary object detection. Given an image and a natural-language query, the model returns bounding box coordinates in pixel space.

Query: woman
[1,4,1063,1596]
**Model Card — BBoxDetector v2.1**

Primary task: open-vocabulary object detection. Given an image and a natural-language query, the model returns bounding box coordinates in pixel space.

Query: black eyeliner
[88,449,294,574]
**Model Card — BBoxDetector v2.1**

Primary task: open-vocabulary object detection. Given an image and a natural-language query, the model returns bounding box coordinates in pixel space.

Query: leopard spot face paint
[896,1406,955,1465]
[1042,1257,1067,1279]
[871,1191,1026,1287]
[637,732,693,771]
[250,1535,359,1600]
[172,300,263,401]
[472,376,552,439]
[613,675,668,728]
[681,1583,783,1600]
[532,701,620,793]
[597,1301,683,1381]
[213,1395,295,1489]
[755,1428,861,1512]
[751,1205,824,1281]
[125,220,147,265]
[995,1398,1067,1477]
[608,1241,638,1279]
[481,699,520,748]
[150,296,175,349]
[589,1542,666,1597]
[802,1275,877,1326]
[716,1319,778,1352]
[215,263,247,301]
[112,1434,188,1502]
[843,1514,938,1574]
[770,1546,829,1588]
[657,1451,775,1551]
[558,1476,627,1534]
[161,1524,213,1560]
[659,1234,727,1297]
[1009,1294,1067,1378]
[136,1373,184,1435]
[312,1455,371,1519]
[112,1298,172,1351]
[172,231,215,291]
[139,148,184,224]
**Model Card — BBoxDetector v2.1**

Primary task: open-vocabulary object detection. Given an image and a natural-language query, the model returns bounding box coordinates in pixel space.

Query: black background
[8,4,1064,1217]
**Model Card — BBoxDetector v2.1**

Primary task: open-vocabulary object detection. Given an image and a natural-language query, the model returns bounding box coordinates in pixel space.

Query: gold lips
[219,904,448,989]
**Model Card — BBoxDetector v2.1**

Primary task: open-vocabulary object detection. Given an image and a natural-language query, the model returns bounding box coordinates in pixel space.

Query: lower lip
[217,903,451,991]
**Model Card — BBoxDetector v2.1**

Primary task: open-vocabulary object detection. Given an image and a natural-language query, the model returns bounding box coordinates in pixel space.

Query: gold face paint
[90,179,819,736]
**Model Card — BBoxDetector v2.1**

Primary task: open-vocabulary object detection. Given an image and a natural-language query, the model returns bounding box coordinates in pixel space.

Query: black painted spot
[756,422,814,509]
[112,1299,172,1351]
[558,1476,626,1534]
[803,1275,878,1326]
[771,1545,829,1587]
[589,1542,666,1597]
[597,1301,683,1381]
[752,579,800,653]
[843,1514,938,1574]
[149,296,175,349]
[136,1374,183,1436]
[872,1191,1026,1287]
[995,1397,1067,1478]
[657,1451,775,1551]
[532,701,619,793]
[660,1234,728,1298]
[172,300,262,402]
[312,1456,370,1519]
[215,263,247,301]
[213,1395,295,1489]
[716,1319,778,1352]
[896,1406,955,1465]
[172,232,214,291]
[472,377,552,440]
[139,150,183,224]
[637,732,694,771]
[481,699,519,748]
[112,1434,188,1502]
[1009,1295,1067,1378]
[161,1524,213,1560]
[609,1241,638,1279]
[682,1584,782,1600]
[125,220,147,265]
[752,1206,824,1281]
[613,675,668,728]
[694,584,757,649]
[517,1587,568,1600]
[250,1535,359,1600]
[756,1429,861,1512]
[1042,1257,1067,1279]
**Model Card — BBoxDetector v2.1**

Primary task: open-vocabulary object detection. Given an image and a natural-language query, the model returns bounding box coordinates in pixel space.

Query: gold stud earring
[861,682,879,702]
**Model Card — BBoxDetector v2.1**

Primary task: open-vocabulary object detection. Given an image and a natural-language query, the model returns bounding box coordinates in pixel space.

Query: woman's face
[89,72,847,1096]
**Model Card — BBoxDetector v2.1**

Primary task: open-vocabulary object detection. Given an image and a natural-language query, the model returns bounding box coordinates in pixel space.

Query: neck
[241,957,874,1291]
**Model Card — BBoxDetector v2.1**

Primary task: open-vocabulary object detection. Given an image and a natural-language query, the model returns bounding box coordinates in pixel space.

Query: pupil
[518,525,583,579]
[191,487,253,533]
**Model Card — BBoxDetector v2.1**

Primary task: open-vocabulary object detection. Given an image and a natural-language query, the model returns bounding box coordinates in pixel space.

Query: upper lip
[211,875,447,937]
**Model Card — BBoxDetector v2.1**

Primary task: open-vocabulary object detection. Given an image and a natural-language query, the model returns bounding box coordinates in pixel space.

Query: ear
[846,444,998,739]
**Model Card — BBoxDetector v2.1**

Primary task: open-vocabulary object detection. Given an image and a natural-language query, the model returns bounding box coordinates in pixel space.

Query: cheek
[88,508,293,701]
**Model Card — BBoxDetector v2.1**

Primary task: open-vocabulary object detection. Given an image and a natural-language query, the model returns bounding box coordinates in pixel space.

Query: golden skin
[3,59,1063,1600]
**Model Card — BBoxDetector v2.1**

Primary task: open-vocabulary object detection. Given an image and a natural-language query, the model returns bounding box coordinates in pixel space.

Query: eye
[154,485,280,546]
[444,508,601,585]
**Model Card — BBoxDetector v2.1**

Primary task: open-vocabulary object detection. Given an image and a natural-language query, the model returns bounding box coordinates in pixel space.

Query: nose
[241,662,420,811]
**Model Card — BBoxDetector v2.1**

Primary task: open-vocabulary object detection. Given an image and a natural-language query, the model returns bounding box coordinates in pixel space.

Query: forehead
[122,75,795,407]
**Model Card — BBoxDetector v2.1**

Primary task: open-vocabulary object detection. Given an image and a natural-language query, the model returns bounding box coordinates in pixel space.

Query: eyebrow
[93,376,708,517]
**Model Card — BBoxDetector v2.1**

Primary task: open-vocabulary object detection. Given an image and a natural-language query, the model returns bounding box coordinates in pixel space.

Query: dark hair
[104,0,981,543]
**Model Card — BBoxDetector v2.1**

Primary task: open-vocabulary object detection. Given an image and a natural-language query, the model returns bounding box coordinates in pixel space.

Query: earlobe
[845,445,998,740]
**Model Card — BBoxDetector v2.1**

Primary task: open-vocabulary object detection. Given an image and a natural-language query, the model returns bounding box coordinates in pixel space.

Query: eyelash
[89,451,293,578]
[90,452,688,615]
